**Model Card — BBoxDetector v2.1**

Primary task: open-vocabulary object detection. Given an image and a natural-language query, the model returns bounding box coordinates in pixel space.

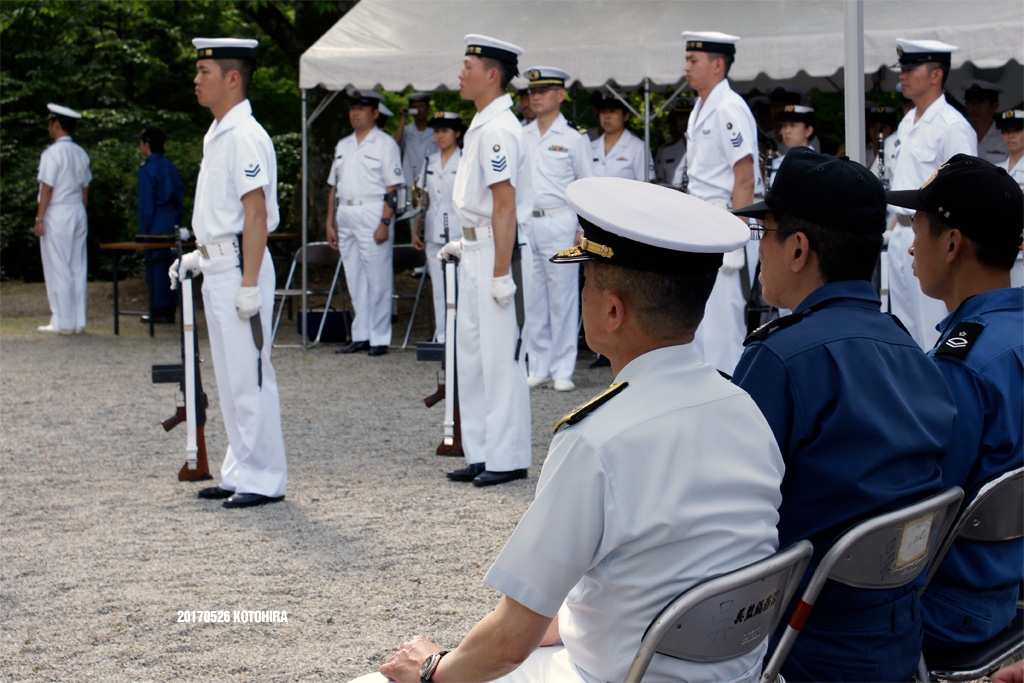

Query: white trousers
[201,250,287,498]
[888,226,947,349]
[337,204,393,347]
[425,238,447,342]
[349,646,583,683]
[522,212,580,381]
[456,234,532,471]
[693,240,759,376]
[40,202,88,331]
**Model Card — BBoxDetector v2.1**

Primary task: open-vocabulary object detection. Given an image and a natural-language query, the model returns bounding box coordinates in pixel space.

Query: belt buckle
[199,244,210,259]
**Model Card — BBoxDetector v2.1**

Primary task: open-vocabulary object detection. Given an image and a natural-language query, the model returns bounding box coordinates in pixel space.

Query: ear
[605,291,627,333]
[789,232,813,273]
[227,68,242,90]
[946,228,965,265]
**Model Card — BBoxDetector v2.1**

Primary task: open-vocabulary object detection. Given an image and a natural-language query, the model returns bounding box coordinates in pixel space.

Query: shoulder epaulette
[743,312,805,347]
[553,381,628,434]
[934,321,984,360]
[888,313,912,338]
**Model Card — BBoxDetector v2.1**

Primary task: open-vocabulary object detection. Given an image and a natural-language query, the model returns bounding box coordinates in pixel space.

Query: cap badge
[921,163,949,189]
[580,237,614,259]
[528,69,540,80]
[897,45,905,56]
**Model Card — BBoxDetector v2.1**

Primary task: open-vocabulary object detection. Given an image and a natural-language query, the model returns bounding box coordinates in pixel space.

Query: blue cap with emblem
[524,66,571,89]
[193,37,258,60]
[464,34,523,71]
[995,109,1024,131]
[894,38,957,69]
[682,31,740,55]
[551,177,747,274]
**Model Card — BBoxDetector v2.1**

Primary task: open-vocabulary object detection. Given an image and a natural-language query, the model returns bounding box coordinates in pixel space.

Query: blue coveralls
[137,152,184,311]
[922,287,1024,648]
[732,280,956,682]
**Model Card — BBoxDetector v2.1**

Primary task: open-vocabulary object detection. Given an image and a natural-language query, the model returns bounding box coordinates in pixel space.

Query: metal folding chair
[271,241,344,347]
[392,243,428,349]
[917,467,1024,682]
[761,486,964,683]
[624,540,813,682]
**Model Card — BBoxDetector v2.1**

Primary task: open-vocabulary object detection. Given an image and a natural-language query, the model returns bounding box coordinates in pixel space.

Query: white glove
[436,239,464,264]
[490,274,517,308]
[720,247,746,274]
[169,251,201,290]
[235,286,262,320]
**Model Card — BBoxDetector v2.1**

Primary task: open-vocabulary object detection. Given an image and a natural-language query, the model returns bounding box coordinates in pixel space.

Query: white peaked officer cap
[47,103,82,119]
[524,66,572,88]
[192,37,258,59]
[894,38,958,67]
[346,88,385,106]
[378,103,393,117]
[960,80,1005,96]
[551,177,747,274]
[464,34,523,70]
[407,92,432,101]
[682,31,741,55]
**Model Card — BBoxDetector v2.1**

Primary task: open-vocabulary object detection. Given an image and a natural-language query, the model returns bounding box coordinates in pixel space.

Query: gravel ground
[0,276,611,681]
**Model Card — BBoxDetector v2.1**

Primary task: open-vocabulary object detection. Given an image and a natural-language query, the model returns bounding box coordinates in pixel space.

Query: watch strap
[419,650,450,682]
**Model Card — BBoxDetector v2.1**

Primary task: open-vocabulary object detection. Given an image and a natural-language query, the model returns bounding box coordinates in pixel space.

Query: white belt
[339,195,382,206]
[532,205,569,217]
[198,239,239,259]
[463,226,493,241]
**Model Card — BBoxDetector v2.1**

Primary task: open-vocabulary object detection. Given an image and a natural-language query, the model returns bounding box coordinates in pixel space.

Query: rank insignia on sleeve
[244,163,261,178]
[491,155,507,172]
[730,131,744,148]
[934,322,984,360]
[553,381,628,434]
[492,144,501,152]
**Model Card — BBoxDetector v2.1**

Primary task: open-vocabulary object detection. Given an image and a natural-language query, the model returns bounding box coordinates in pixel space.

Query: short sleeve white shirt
[976,123,1009,165]
[423,149,462,243]
[38,137,91,205]
[997,155,1024,190]
[684,79,764,204]
[452,93,533,227]
[523,113,593,209]
[888,95,978,216]
[326,126,403,200]
[590,128,651,181]
[485,344,784,683]
[192,99,279,243]
[400,122,440,188]
[654,137,686,184]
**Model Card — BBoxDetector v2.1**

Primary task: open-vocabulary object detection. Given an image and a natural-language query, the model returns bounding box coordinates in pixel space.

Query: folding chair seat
[761,486,964,683]
[917,467,1024,682]
[392,243,428,349]
[271,241,344,346]
[624,540,813,682]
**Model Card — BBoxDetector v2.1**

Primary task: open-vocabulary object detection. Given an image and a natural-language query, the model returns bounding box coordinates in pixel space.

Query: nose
[908,244,914,256]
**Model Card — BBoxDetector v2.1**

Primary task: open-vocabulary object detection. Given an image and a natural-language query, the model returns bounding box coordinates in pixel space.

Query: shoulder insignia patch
[727,122,733,130]
[743,312,805,346]
[934,321,984,360]
[492,144,501,152]
[553,381,628,434]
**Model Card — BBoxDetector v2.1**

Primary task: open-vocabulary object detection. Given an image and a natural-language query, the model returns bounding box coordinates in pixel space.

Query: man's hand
[33,218,44,238]
[169,251,201,290]
[437,240,463,264]
[374,220,390,245]
[412,216,426,251]
[326,223,339,250]
[720,247,746,274]
[379,635,440,683]
[491,274,516,307]
[235,286,262,320]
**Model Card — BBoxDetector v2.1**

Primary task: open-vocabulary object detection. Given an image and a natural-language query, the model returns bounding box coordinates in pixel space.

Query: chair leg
[402,269,428,349]
[916,653,930,683]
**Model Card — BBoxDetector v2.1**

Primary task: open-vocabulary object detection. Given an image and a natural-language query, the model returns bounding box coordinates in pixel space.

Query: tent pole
[643,77,651,181]
[844,0,866,165]
[301,88,309,351]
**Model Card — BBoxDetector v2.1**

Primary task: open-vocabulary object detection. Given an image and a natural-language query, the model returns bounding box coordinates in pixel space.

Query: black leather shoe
[589,354,611,368]
[337,341,370,354]
[197,486,234,499]
[368,345,388,357]
[447,462,485,482]
[473,469,529,487]
[141,311,175,324]
[222,493,285,508]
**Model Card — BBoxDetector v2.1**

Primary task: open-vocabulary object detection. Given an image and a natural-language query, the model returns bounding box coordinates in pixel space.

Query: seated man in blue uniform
[731,148,957,682]
[354,177,785,683]
[136,125,184,324]
[888,154,1023,650]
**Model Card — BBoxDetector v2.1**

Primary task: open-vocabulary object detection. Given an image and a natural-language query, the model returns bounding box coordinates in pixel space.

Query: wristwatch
[418,650,449,682]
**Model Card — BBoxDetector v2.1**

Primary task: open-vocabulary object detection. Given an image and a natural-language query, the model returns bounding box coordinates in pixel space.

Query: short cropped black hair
[927,212,1018,271]
[51,115,76,135]
[481,56,516,91]
[707,51,734,78]
[773,212,883,283]
[214,58,255,94]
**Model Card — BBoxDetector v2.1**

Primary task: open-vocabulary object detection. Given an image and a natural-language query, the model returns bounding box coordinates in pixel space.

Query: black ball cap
[733,147,887,234]
[136,125,165,146]
[887,154,1024,250]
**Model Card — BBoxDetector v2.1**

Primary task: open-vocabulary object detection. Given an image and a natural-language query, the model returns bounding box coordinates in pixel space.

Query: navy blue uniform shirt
[137,153,184,235]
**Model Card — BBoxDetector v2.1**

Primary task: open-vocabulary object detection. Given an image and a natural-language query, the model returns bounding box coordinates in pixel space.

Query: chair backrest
[923,467,1024,590]
[295,242,340,267]
[624,540,813,683]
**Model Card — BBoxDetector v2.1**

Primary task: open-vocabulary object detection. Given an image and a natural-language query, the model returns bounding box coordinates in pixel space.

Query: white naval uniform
[654,136,686,185]
[888,95,976,349]
[590,128,651,181]
[37,136,91,332]
[399,122,440,189]
[997,155,1024,287]
[452,93,533,473]
[484,344,784,683]
[422,148,463,342]
[327,126,403,347]
[681,78,764,375]
[192,99,286,498]
[522,114,593,382]
[976,122,1009,165]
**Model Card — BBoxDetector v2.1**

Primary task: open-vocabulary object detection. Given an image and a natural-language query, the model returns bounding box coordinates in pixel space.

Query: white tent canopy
[301,0,1023,99]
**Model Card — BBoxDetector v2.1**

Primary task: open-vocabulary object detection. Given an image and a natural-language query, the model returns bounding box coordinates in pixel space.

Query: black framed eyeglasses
[749,224,793,241]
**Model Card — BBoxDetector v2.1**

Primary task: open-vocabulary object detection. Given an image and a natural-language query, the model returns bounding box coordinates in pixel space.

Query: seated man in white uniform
[962,80,1009,165]
[358,177,784,683]
[327,89,403,357]
[590,90,652,181]
[654,97,693,186]
[521,66,594,392]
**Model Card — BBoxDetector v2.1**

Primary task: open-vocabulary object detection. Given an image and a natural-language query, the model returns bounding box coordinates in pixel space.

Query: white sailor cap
[192,37,258,60]
[464,34,523,70]
[407,92,432,102]
[682,31,740,55]
[895,38,957,67]
[378,103,393,117]
[961,80,1004,99]
[524,66,571,89]
[426,111,466,130]
[47,103,82,119]
[346,88,385,106]
[776,104,815,123]
[995,109,1024,131]
[551,177,747,274]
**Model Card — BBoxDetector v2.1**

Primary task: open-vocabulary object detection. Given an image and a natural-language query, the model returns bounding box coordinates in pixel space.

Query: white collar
[207,99,252,140]
[469,93,513,131]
